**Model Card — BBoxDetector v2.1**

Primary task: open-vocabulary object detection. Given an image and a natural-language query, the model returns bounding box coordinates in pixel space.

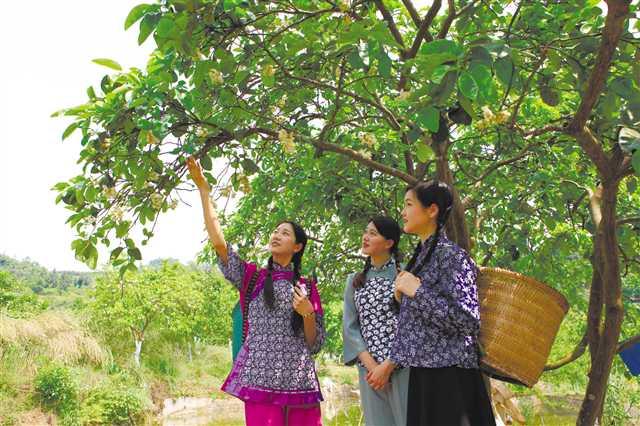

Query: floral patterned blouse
[218,244,325,405]
[389,234,481,369]
[343,258,400,367]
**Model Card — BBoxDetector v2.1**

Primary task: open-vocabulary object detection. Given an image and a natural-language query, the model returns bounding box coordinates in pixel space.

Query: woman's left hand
[293,285,314,317]
[394,271,421,298]
[366,360,394,391]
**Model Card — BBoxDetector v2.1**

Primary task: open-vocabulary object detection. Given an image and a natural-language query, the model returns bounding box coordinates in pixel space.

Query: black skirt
[407,366,496,426]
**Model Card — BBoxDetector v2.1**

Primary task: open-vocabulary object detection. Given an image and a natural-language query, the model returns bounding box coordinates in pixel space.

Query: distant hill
[0,254,95,292]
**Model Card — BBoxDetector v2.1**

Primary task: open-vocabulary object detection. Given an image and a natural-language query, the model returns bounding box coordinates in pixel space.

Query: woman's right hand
[186,156,209,191]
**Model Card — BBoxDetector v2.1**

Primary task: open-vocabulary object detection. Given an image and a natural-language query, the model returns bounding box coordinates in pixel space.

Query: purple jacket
[389,234,481,369]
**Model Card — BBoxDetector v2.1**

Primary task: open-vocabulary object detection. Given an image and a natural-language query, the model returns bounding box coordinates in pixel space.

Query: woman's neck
[370,252,391,269]
[272,253,293,268]
[417,221,438,243]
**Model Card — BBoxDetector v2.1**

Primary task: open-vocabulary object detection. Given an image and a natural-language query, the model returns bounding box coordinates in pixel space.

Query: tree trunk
[577,179,625,426]
[134,339,143,367]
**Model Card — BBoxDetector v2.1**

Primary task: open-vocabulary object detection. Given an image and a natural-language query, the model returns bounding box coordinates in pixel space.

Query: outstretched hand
[186,157,208,191]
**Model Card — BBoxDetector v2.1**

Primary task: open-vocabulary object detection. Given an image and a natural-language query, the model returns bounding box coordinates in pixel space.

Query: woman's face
[361,222,394,257]
[269,222,302,257]
[401,190,438,235]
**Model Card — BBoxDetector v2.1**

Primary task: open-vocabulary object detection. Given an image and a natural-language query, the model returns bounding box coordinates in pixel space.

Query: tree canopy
[53,1,640,424]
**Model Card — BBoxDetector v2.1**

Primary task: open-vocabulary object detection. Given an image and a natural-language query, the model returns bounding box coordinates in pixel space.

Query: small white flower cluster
[397,90,411,101]
[104,187,117,200]
[111,206,124,222]
[150,193,164,210]
[357,149,372,160]
[209,69,224,85]
[146,131,160,146]
[100,138,111,150]
[238,175,251,193]
[278,129,296,153]
[263,64,276,77]
[358,132,377,147]
[476,106,511,130]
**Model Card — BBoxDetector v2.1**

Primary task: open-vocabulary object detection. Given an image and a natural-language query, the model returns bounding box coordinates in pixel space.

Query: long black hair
[353,216,402,288]
[263,220,309,336]
[404,180,454,275]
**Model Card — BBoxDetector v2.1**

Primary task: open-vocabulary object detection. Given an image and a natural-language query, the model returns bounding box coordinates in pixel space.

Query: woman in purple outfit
[390,180,495,426]
[187,157,325,426]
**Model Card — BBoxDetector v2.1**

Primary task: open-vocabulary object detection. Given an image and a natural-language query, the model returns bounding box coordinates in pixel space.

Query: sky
[0,1,221,271]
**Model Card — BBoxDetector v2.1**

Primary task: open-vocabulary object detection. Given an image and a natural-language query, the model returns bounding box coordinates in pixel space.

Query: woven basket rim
[479,266,570,313]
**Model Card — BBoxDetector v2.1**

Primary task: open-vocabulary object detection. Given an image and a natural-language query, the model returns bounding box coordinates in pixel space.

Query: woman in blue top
[343,216,409,426]
[391,181,495,425]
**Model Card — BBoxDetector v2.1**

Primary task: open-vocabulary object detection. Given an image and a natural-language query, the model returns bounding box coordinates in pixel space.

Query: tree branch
[249,127,418,184]
[471,141,541,184]
[374,0,406,49]
[618,333,640,353]
[568,0,632,131]
[407,0,441,57]
[401,0,422,27]
[437,0,456,39]
[544,332,589,371]
[617,216,640,227]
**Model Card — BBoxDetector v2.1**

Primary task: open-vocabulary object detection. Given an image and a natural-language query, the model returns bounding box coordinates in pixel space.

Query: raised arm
[186,157,229,264]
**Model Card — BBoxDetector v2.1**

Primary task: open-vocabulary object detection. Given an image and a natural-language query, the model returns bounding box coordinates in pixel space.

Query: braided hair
[263,221,309,336]
[353,216,402,288]
[404,181,454,275]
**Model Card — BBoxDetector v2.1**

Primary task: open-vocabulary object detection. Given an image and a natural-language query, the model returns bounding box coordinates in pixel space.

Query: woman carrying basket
[187,157,325,426]
[390,180,495,426]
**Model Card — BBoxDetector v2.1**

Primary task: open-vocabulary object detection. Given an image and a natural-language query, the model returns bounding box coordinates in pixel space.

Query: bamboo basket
[477,267,569,387]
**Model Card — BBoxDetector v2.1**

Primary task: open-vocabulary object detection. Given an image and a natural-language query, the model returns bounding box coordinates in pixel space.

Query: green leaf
[128,247,143,260]
[470,63,492,85]
[633,150,640,175]
[377,47,392,79]
[494,56,514,86]
[416,143,434,163]
[138,13,160,45]
[110,247,125,261]
[125,4,150,30]
[92,58,123,71]
[415,106,440,132]
[156,17,176,39]
[201,155,213,171]
[421,39,463,57]
[116,221,130,238]
[431,71,458,105]
[457,71,479,101]
[458,92,474,117]
[347,50,366,70]
[82,243,99,269]
[241,158,259,175]
[62,122,80,141]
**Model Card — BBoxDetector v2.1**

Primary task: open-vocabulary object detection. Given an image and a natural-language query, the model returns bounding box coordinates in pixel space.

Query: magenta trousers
[245,401,322,426]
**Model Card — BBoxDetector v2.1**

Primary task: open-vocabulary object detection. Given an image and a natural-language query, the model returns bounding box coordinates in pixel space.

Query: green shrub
[34,364,77,411]
[79,385,145,425]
